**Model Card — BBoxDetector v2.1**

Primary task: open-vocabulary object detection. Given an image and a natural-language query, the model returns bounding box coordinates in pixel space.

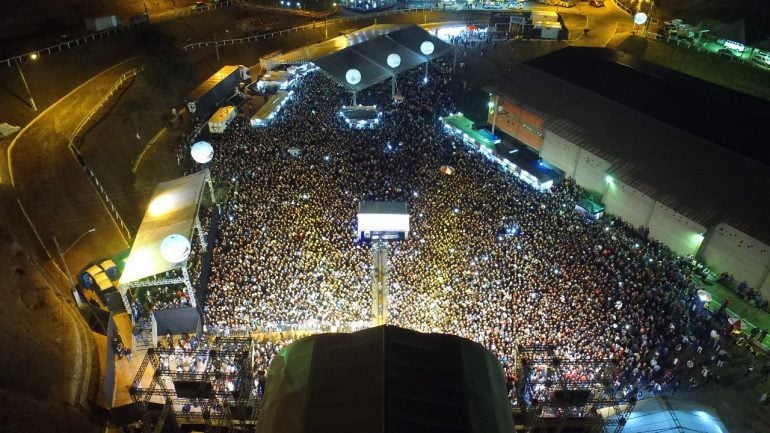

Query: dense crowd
[189,55,740,402]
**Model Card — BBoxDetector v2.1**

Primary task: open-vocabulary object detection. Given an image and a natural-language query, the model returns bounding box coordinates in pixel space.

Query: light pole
[54,228,96,287]
[16,53,39,111]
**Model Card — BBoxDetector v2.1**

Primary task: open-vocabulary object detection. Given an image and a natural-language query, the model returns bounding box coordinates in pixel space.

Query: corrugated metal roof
[486,65,770,243]
[186,65,240,101]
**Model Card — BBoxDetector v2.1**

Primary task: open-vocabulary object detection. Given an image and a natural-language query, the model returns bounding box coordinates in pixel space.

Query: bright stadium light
[605,175,614,184]
[191,141,214,164]
[160,234,191,264]
[345,68,362,85]
[420,41,435,56]
[386,53,401,68]
[148,194,176,217]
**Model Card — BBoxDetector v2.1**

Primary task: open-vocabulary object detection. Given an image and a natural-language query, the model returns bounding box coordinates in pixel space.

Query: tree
[137,25,197,102]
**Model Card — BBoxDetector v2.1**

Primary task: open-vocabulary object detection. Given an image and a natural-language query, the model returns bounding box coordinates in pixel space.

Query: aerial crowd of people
[172,54,757,404]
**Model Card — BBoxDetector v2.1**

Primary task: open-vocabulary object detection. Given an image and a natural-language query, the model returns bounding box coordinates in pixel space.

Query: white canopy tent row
[118,169,216,312]
[312,24,453,104]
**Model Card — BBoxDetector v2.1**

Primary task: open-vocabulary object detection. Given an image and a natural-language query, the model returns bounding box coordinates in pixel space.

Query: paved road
[6,59,137,279]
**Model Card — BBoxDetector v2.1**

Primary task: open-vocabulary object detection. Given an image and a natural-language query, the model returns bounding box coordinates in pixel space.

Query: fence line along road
[68,65,144,243]
[0,0,340,68]
[181,7,451,51]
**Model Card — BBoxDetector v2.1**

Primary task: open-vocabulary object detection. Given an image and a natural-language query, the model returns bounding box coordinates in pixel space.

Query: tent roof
[623,397,729,433]
[386,24,453,61]
[314,48,393,92]
[256,325,514,433]
[313,24,453,93]
[120,170,209,284]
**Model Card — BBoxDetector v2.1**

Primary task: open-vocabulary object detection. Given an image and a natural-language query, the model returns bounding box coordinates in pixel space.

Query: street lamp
[16,52,39,111]
[53,228,96,287]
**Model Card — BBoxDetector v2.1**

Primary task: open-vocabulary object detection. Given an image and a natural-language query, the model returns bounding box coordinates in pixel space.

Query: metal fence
[180,7,445,51]
[1,22,149,68]
[68,66,144,243]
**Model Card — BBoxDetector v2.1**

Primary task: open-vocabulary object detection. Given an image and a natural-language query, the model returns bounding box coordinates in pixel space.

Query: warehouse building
[486,47,770,295]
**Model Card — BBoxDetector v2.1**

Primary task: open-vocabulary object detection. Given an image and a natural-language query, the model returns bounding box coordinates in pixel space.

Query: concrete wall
[604,180,655,229]
[647,202,706,257]
[539,133,769,292]
[573,150,611,197]
[541,130,581,176]
[700,223,770,295]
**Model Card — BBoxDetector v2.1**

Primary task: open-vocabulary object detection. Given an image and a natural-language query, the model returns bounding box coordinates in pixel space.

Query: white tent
[120,169,210,285]
[622,397,729,433]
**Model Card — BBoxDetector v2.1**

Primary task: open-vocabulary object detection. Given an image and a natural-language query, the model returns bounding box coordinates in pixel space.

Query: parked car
[191,1,207,12]
[589,0,605,7]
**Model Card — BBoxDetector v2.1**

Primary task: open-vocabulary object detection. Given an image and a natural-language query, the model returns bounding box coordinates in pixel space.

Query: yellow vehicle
[78,260,121,311]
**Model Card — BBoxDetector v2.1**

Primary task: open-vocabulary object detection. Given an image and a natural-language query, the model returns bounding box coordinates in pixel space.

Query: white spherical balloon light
[633,12,648,25]
[160,234,191,264]
[386,53,401,68]
[420,41,435,56]
[345,68,362,85]
[191,141,214,164]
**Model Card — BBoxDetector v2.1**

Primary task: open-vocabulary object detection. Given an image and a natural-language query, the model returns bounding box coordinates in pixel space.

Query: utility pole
[491,94,499,135]
[16,61,37,111]
[213,30,220,62]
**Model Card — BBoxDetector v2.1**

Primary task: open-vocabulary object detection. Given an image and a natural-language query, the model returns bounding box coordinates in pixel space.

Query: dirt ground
[0,189,101,433]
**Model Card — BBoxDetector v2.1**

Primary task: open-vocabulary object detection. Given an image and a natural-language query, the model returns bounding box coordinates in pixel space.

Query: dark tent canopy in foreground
[313,25,453,92]
[256,325,514,433]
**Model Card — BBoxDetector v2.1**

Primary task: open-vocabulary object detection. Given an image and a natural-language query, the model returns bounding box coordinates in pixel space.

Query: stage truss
[130,337,260,431]
[515,345,635,433]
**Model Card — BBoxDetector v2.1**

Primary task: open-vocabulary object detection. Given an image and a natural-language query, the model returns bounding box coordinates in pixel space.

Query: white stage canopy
[120,170,210,284]
[620,397,729,433]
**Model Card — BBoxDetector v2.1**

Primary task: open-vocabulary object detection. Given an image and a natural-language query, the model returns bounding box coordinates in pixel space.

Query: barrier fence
[181,7,454,51]
[68,66,144,243]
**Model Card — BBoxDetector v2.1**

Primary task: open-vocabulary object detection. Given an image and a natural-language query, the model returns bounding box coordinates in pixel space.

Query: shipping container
[84,15,120,32]
[185,65,251,120]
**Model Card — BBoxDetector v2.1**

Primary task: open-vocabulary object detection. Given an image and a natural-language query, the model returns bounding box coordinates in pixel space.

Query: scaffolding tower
[515,345,635,433]
[130,337,259,431]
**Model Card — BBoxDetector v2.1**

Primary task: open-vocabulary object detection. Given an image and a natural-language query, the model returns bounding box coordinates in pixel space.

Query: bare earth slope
[0,191,100,433]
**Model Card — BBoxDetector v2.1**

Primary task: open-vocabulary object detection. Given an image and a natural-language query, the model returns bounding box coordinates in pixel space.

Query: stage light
[148,194,176,216]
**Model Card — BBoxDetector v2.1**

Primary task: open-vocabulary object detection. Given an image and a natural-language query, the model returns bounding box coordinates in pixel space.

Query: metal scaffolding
[130,337,260,431]
[515,345,635,433]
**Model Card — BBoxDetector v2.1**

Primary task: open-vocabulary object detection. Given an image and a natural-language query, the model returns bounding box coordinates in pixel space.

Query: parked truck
[84,15,121,32]
[185,65,251,121]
